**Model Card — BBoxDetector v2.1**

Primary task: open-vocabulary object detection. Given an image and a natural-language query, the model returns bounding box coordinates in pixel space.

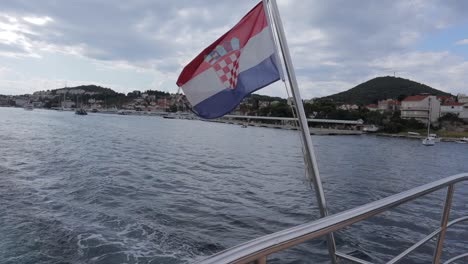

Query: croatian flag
[176,2,281,119]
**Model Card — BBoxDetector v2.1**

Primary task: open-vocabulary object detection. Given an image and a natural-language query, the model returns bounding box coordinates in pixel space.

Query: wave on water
[0,108,467,263]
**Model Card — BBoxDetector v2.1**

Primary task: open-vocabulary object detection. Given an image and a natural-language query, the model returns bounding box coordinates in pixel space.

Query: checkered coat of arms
[204,38,241,89]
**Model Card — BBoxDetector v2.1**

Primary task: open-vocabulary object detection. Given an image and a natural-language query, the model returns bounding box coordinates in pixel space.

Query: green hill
[322,76,451,105]
[53,85,119,95]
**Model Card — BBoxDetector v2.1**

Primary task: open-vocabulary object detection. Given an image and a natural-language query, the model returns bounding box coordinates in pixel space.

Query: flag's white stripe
[182,27,275,106]
[182,68,224,106]
[238,27,275,72]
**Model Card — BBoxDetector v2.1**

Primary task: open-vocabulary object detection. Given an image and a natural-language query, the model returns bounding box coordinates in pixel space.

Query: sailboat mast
[427,97,431,136]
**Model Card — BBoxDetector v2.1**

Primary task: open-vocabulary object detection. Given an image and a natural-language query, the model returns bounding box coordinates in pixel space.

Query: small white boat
[462,137,468,142]
[24,105,34,111]
[429,134,441,142]
[162,113,177,119]
[422,98,435,146]
[407,131,420,136]
[75,108,88,115]
[363,125,379,132]
[422,137,435,146]
[455,140,467,144]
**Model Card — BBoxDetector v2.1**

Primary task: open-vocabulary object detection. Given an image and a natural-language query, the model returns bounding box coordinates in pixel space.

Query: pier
[210,115,364,135]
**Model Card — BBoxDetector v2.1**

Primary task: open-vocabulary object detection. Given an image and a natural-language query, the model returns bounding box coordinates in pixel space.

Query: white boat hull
[422,137,435,146]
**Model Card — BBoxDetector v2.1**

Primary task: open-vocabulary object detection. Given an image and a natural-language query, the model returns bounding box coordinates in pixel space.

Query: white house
[459,104,468,120]
[56,89,85,95]
[457,94,468,104]
[377,99,400,112]
[61,100,75,109]
[15,98,29,107]
[366,104,378,111]
[400,95,440,124]
[441,102,465,116]
[452,94,468,120]
[339,104,359,110]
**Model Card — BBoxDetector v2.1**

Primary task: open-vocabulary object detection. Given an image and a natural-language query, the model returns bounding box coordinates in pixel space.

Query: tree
[309,100,336,119]
[397,94,407,102]
[168,104,178,112]
[270,102,293,117]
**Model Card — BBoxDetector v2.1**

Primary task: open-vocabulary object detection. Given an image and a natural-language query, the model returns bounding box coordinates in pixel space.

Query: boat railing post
[266,0,337,263]
[433,184,454,264]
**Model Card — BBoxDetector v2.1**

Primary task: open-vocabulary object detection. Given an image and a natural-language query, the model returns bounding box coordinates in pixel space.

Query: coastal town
[0,83,467,141]
[362,94,468,125]
[1,84,467,120]
[0,86,185,114]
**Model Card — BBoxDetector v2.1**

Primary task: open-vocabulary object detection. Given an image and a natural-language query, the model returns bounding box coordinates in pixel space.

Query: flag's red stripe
[176,2,268,87]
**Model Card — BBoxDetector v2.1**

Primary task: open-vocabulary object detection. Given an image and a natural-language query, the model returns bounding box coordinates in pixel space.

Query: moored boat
[422,137,435,146]
[422,98,435,146]
[429,133,441,142]
[75,108,87,115]
[24,105,34,111]
[363,124,379,132]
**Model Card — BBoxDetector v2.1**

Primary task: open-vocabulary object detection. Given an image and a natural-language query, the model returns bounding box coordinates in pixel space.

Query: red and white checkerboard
[213,51,241,89]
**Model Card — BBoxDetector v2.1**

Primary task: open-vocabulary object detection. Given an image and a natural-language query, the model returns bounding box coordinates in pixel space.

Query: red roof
[437,95,453,100]
[403,95,429,102]
[442,102,465,106]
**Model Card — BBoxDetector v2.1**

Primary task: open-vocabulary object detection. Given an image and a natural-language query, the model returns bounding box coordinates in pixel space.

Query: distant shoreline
[375,133,464,142]
[2,106,466,141]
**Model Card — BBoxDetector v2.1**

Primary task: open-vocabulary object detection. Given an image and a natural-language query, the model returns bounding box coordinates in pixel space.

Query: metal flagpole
[265,0,337,263]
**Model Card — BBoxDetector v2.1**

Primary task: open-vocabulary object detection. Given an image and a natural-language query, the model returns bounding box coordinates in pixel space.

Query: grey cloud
[0,43,29,56]
[0,0,255,71]
[0,0,467,96]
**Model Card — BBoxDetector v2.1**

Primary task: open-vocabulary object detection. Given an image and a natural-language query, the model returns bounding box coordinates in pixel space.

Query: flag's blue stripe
[193,55,280,119]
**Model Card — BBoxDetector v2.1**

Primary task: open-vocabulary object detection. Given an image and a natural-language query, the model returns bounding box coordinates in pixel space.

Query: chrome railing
[196,173,468,264]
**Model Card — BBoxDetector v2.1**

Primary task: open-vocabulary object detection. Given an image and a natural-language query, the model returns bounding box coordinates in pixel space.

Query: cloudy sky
[0,0,467,99]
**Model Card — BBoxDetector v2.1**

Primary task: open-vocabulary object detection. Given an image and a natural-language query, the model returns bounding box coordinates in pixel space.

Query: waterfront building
[377,99,400,113]
[400,95,440,124]
[134,98,145,104]
[366,104,378,111]
[339,104,359,110]
[33,91,55,99]
[0,96,10,106]
[62,100,75,109]
[440,102,465,116]
[14,98,29,107]
[56,89,85,95]
[436,95,455,104]
[457,94,468,104]
[156,98,170,109]
[458,102,468,120]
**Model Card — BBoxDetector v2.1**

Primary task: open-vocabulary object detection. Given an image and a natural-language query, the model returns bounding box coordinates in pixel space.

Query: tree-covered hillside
[322,76,451,105]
